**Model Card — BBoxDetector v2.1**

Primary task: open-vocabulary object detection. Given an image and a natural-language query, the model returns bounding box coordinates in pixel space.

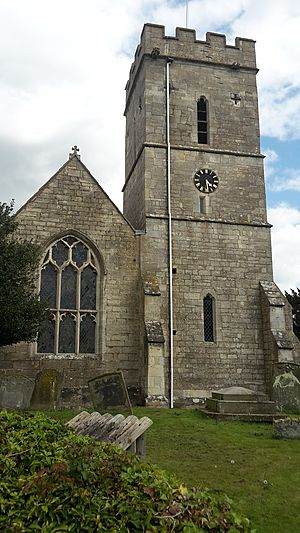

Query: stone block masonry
[123,23,299,405]
[0,154,144,407]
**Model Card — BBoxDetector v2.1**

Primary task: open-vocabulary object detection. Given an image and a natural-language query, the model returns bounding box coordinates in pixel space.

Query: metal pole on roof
[185,0,189,28]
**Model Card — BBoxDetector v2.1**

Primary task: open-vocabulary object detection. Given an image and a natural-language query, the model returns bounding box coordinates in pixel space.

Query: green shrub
[0,411,253,532]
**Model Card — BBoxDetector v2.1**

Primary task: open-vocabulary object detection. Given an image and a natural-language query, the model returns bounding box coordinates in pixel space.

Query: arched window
[37,235,99,355]
[197,97,208,144]
[203,293,215,342]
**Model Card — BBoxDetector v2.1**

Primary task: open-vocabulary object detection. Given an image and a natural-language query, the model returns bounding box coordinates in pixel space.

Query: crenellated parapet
[125,23,257,97]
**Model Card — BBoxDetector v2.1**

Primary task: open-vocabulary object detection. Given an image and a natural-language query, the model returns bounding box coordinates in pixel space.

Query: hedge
[0,411,253,532]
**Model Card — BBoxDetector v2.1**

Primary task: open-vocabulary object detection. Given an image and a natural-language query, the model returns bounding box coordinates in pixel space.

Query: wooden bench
[66,411,153,458]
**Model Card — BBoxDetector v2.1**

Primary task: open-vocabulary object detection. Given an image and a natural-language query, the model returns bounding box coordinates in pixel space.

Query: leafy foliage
[0,410,253,532]
[285,288,300,339]
[0,201,48,346]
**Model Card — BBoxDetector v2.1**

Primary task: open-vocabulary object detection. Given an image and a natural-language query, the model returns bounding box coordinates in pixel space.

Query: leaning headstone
[0,371,34,409]
[88,371,132,415]
[30,369,63,409]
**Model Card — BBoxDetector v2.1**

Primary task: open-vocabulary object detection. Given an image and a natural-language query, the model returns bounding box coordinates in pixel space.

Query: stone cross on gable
[69,145,80,159]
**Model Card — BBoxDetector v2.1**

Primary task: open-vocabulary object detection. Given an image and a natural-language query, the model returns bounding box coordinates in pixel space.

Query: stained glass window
[37,235,99,355]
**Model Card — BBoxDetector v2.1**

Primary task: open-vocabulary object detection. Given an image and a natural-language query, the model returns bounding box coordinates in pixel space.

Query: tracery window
[37,235,99,355]
[197,97,208,144]
[203,293,215,342]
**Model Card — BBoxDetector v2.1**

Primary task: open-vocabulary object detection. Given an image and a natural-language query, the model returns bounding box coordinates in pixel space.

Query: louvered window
[197,97,208,144]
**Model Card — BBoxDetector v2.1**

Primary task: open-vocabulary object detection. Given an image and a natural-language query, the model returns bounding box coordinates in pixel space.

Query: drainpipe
[166,57,174,408]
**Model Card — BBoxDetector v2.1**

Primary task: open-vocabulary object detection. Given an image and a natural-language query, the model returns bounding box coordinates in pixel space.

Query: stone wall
[123,24,274,402]
[140,217,273,400]
[0,154,144,407]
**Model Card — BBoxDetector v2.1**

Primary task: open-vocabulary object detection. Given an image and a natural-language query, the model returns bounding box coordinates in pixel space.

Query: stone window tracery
[37,235,99,355]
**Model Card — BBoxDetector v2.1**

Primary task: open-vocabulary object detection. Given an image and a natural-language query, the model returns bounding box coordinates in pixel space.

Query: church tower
[123,24,295,406]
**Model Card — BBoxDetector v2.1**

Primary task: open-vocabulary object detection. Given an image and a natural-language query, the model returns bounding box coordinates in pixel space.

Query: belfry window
[203,293,215,342]
[197,97,208,144]
[37,235,99,355]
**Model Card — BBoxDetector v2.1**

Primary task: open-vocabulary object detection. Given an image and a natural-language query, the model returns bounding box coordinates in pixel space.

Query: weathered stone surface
[272,330,294,350]
[0,372,34,409]
[212,386,258,401]
[31,369,63,409]
[88,372,132,414]
[145,321,165,343]
[272,363,300,413]
[144,275,161,296]
[273,418,300,439]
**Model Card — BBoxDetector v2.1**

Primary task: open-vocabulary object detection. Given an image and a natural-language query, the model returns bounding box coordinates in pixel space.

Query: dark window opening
[199,197,205,214]
[197,97,208,144]
[203,294,215,342]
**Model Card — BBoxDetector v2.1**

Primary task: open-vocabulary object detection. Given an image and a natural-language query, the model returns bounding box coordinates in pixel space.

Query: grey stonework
[123,24,300,406]
[1,24,300,409]
[0,155,144,407]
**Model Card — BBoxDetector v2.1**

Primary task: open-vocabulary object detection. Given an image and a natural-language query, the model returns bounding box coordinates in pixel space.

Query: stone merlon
[126,23,257,96]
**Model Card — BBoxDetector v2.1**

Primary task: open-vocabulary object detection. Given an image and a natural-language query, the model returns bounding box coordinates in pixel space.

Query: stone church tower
[0,24,299,410]
[123,24,300,406]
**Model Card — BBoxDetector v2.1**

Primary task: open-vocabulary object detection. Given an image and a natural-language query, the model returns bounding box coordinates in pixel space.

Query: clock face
[193,169,219,194]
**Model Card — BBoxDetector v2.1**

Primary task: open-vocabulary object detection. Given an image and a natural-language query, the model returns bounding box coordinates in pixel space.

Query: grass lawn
[51,408,300,533]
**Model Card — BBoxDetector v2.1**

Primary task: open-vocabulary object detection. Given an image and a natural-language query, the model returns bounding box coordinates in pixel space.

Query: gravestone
[30,369,63,409]
[88,371,132,415]
[0,371,34,409]
[272,363,300,414]
[273,418,300,439]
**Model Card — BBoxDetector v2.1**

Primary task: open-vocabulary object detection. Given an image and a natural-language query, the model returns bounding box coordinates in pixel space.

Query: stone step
[206,398,276,415]
[199,407,285,423]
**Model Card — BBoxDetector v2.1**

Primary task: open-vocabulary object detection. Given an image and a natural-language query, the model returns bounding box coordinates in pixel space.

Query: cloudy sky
[0,0,300,292]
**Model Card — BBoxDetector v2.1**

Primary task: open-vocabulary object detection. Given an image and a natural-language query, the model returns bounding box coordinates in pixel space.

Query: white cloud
[272,172,300,193]
[268,204,300,291]
[228,1,300,139]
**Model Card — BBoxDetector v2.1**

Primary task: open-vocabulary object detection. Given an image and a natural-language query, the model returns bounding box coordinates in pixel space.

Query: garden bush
[0,411,253,532]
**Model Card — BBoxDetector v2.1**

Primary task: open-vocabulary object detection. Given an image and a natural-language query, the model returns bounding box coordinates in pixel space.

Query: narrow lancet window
[203,293,215,342]
[197,97,208,144]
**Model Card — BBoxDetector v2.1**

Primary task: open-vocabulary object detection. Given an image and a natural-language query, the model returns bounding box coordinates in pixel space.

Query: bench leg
[136,434,146,458]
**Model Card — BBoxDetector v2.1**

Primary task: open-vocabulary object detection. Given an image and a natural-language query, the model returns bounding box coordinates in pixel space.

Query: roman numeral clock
[193,169,219,194]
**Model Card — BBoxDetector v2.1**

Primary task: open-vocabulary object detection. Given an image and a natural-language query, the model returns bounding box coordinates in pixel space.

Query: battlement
[126,23,257,97]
